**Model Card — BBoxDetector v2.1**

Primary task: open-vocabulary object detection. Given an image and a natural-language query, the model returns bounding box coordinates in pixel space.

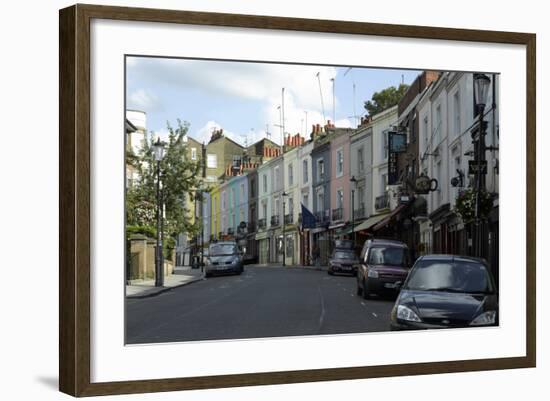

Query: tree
[364,83,409,116]
[126,119,206,256]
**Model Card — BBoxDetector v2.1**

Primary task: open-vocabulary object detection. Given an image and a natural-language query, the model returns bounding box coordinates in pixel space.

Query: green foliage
[454,188,493,222]
[126,224,156,238]
[126,119,204,250]
[364,83,409,116]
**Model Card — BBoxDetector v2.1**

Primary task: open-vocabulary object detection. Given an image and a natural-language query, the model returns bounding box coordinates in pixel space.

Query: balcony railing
[270,215,280,227]
[375,192,390,211]
[354,205,366,220]
[332,208,343,221]
[247,221,256,232]
[284,214,293,224]
[258,219,266,230]
[314,210,330,225]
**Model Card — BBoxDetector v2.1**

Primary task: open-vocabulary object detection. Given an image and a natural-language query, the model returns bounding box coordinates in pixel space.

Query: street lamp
[153,137,165,287]
[282,191,289,267]
[350,176,358,245]
[473,73,491,257]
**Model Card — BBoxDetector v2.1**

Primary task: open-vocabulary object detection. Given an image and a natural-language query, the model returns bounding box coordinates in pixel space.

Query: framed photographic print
[59,4,536,397]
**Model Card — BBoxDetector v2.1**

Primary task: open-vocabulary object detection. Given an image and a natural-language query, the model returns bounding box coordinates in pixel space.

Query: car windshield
[404,259,495,294]
[367,247,406,266]
[209,244,237,256]
[333,251,358,260]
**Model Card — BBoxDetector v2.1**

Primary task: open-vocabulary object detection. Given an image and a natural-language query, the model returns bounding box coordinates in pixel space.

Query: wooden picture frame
[59,3,536,397]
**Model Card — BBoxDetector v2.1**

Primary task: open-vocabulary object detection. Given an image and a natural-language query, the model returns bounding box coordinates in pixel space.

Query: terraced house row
[191,70,499,280]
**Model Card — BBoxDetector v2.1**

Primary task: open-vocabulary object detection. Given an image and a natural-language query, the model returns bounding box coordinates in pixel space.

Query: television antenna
[344,67,360,127]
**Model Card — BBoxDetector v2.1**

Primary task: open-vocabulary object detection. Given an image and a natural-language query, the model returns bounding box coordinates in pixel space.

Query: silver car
[205,241,244,277]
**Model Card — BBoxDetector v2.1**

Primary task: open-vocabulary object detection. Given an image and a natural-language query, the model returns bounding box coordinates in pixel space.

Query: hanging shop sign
[468,160,487,175]
[415,175,438,194]
[389,131,407,153]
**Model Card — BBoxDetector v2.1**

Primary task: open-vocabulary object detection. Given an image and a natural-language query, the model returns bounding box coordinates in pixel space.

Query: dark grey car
[205,242,244,277]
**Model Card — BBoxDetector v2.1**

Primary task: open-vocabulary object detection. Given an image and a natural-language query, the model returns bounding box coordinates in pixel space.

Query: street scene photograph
[124,56,500,344]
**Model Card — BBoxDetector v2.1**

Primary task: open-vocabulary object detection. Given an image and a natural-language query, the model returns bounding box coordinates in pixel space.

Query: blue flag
[301,203,316,229]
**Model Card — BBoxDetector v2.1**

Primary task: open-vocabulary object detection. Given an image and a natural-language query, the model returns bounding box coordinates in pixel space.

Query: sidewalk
[126,266,205,299]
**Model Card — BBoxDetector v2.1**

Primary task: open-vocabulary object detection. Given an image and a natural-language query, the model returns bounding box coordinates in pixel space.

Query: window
[453,156,461,199]
[336,149,344,177]
[317,191,324,213]
[435,161,441,207]
[358,147,364,173]
[303,160,308,183]
[435,104,442,144]
[207,154,217,168]
[380,174,387,195]
[288,197,294,215]
[317,159,325,181]
[274,197,280,217]
[288,163,293,186]
[262,201,267,219]
[240,183,245,200]
[383,131,389,159]
[303,193,309,209]
[263,174,267,192]
[423,115,429,145]
[454,91,461,137]
[191,147,197,160]
[358,187,365,209]
[274,166,280,190]
[336,189,344,209]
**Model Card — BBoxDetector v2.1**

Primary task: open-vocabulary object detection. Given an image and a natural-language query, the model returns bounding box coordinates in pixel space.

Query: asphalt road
[126,266,396,344]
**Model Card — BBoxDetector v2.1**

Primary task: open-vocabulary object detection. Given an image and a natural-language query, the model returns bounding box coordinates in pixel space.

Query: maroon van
[356,239,410,298]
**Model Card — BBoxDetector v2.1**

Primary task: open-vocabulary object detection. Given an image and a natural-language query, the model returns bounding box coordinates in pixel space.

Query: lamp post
[282,191,288,267]
[473,73,491,258]
[153,137,165,287]
[350,176,357,245]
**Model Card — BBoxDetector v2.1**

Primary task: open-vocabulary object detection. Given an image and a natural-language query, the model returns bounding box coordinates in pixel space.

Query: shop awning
[255,231,269,240]
[353,213,390,232]
[328,222,346,230]
[372,204,407,231]
[335,224,354,236]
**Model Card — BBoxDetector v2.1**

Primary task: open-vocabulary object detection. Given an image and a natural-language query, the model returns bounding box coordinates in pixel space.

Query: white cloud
[127,58,344,132]
[128,89,161,112]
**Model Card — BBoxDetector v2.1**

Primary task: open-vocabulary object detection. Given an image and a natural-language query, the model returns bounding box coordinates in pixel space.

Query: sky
[126,56,421,146]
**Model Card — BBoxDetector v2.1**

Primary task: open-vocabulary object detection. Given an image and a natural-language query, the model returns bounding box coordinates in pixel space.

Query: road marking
[317,285,326,331]
[361,302,366,306]
[372,312,378,318]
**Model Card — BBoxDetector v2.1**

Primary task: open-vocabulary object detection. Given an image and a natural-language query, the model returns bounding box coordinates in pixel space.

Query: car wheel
[327,269,334,275]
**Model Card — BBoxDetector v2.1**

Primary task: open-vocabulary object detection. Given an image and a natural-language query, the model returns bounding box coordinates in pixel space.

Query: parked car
[205,241,244,277]
[390,255,498,330]
[328,248,359,276]
[356,239,410,299]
